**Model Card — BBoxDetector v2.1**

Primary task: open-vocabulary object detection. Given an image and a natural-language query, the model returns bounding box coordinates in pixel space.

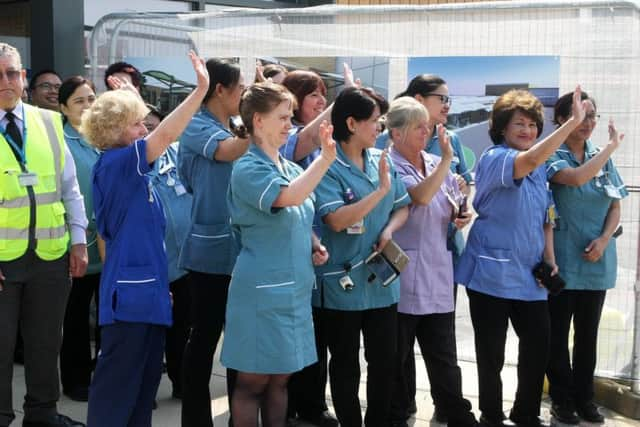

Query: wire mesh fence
[88,0,640,381]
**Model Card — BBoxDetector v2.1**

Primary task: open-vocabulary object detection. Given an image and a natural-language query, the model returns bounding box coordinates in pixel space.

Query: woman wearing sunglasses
[545,91,626,425]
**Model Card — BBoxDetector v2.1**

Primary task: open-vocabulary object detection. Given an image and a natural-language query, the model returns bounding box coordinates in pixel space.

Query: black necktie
[4,111,23,162]
[5,111,23,149]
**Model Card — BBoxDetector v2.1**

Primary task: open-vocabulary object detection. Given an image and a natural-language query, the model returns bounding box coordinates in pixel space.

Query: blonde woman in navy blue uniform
[82,51,208,427]
[221,82,336,427]
[314,87,410,427]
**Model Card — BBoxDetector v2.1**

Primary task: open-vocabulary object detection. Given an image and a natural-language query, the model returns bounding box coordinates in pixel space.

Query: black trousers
[60,272,101,393]
[321,304,397,427]
[165,274,190,395]
[546,289,606,406]
[392,311,475,426]
[467,289,550,422]
[181,272,236,427]
[403,282,458,412]
[287,307,329,418]
[0,252,71,425]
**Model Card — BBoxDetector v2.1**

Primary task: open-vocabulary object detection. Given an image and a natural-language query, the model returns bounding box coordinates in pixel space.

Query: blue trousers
[87,322,166,427]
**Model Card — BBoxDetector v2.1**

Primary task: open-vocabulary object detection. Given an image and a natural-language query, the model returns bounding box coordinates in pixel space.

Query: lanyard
[1,104,28,164]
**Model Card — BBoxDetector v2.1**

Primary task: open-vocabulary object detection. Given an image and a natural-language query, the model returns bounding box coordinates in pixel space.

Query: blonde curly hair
[80,90,149,150]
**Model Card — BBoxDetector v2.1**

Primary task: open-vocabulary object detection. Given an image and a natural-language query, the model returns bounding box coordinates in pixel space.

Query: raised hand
[378,149,391,194]
[319,120,337,164]
[608,118,624,150]
[571,85,587,123]
[188,50,209,91]
[107,75,138,94]
[343,63,361,88]
[255,60,265,83]
[436,124,453,160]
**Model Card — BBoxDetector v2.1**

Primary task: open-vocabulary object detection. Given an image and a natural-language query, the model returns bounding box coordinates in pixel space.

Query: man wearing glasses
[28,70,62,112]
[0,43,88,427]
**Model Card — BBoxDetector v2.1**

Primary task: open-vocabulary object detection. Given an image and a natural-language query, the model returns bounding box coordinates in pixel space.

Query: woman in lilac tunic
[386,97,476,427]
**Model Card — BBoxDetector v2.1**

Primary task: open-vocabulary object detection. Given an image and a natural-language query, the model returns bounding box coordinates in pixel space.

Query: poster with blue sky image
[408,56,559,171]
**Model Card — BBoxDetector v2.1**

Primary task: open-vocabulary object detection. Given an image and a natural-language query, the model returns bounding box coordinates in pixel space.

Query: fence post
[632,232,640,394]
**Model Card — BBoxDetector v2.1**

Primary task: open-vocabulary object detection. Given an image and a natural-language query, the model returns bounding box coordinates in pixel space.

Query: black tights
[232,372,291,427]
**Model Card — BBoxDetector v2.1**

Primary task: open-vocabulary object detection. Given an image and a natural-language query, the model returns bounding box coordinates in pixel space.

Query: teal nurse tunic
[177,108,239,275]
[313,146,410,311]
[64,123,102,274]
[546,141,628,290]
[221,144,317,374]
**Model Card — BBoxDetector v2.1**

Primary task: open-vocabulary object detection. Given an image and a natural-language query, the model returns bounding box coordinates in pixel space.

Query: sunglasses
[0,69,21,82]
[425,93,452,106]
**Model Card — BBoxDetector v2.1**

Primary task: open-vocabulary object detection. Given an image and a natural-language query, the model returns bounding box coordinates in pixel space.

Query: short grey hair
[385,96,429,133]
[0,43,22,68]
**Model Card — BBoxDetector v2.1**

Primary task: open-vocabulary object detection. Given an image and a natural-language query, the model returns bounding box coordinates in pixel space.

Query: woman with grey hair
[387,97,476,427]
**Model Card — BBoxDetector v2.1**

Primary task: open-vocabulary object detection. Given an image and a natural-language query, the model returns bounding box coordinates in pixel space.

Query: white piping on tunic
[256,281,294,289]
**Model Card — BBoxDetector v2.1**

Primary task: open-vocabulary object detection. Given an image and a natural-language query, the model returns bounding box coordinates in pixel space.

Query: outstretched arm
[513,86,586,179]
[145,51,210,163]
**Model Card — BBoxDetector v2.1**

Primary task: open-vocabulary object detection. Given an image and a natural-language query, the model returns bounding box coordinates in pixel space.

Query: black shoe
[550,403,579,425]
[479,414,506,427]
[286,417,299,427]
[63,386,89,402]
[433,407,448,423]
[508,414,547,427]
[23,414,86,427]
[171,386,182,400]
[576,402,604,423]
[14,347,24,365]
[298,411,339,427]
[407,400,418,416]
[391,421,408,427]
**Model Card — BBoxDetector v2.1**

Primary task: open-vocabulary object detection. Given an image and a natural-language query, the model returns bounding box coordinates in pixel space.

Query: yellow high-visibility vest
[0,104,69,261]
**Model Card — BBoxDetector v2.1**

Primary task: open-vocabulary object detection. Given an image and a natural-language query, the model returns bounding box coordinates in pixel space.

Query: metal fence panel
[89,0,640,381]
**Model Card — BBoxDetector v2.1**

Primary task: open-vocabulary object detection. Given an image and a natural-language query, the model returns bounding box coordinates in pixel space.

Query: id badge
[604,184,622,199]
[18,172,38,187]
[346,219,365,235]
[174,183,187,196]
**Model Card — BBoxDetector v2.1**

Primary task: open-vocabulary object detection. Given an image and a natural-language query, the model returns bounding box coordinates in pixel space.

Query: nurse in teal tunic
[58,76,100,400]
[177,58,249,427]
[221,83,336,427]
[313,87,410,427]
[545,91,626,425]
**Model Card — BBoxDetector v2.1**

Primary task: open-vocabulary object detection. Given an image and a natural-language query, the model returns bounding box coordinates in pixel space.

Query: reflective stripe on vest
[0,105,69,261]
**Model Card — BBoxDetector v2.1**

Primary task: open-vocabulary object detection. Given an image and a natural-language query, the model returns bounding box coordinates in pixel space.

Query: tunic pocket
[256,284,296,357]
[112,265,159,323]
[473,248,520,289]
[183,222,232,268]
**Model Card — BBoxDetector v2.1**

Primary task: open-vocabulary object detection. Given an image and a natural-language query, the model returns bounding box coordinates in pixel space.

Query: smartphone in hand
[457,196,468,218]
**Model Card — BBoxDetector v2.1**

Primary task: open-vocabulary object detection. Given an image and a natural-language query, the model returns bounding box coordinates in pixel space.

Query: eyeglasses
[425,93,452,106]
[583,113,600,123]
[34,82,61,92]
[0,70,21,82]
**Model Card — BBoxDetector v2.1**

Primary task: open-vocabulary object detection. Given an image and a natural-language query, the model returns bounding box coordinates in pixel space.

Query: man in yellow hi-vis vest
[0,43,88,427]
